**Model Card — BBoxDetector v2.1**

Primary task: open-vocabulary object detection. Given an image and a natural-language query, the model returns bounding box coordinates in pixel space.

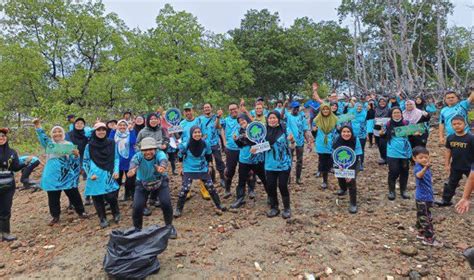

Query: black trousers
[442,169,470,202]
[167,151,177,173]
[291,146,304,179]
[20,161,40,184]
[224,149,240,184]
[236,162,267,199]
[337,177,357,205]
[0,185,15,224]
[387,157,409,190]
[318,153,333,172]
[133,179,173,229]
[358,138,367,165]
[266,170,290,209]
[211,145,225,177]
[368,133,374,145]
[92,190,120,220]
[47,188,85,218]
[117,170,136,200]
[375,136,387,160]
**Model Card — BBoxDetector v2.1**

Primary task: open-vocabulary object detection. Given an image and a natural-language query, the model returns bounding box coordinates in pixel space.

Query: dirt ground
[1,129,473,279]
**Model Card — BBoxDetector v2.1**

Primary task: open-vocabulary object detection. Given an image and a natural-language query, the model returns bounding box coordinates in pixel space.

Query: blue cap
[290,101,300,108]
[304,100,320,110]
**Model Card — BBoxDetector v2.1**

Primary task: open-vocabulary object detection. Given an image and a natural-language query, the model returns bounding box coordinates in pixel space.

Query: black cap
[67,114,76,120]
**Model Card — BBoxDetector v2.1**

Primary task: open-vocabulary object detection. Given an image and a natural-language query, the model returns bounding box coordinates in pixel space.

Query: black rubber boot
[281,196,291,219]
[349,186,358,214]
[266,197,280,217]
[400,184,410,199]
[321,172,328,189]
[223,179,232,199]
[174,196,186,218]
[388,179,396,201]
[1,220,17,242]
[337,180,347,196]
[210,191,227,211]
[230,197,246,209]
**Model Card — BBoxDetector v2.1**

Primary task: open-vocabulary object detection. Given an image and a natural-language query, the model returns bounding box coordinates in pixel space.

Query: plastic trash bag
[463,247,474,270]
[103,225,171,279]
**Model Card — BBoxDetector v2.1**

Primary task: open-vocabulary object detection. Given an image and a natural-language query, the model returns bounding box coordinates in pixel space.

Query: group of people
[0,83,473,249]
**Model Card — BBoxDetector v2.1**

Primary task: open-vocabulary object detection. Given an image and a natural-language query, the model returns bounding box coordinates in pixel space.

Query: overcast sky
[103,0,473,33]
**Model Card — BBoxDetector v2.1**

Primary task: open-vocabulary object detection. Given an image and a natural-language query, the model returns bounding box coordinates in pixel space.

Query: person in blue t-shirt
[332,125,363,214]
[351,103,368,170]
[220,102,242,198]
[67,114,76,132]
[127,137,176,239]
[18,155,40,190]
[283,101,313,184]
[412,146,443,247]
[262,111,293,219]
[439,90,474,143]
[198,103,226,187]
[174,126,227,217]
[230,114,268,209]
[380,107,413,201]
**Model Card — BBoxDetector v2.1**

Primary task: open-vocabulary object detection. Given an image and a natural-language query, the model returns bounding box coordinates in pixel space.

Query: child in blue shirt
[412,146,443,247]
[128,137,177,239]
[174,126,227,217]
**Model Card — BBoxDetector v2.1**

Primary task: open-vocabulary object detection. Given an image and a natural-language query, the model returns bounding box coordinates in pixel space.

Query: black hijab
[330,102,340,116]
[68,118,88,157]
[106,120,117,138]
[265,111,285,145]
[188,126,206,157]
[89,131,115,173]
[133,116,145,134]
[386,107,405,142]
[146,113,160,131]
[0,136,14,170]
[415,96,426,110]
[333,125,356,150]
[375,97,390,118]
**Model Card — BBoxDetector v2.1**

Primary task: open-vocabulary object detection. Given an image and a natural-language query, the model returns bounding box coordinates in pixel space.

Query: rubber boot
[337,180,347,196]
[400,183,410,199]
[223,179,232,199]
[388,179,396,201]
[321,172,328,189]
[281,196,291,219]
[210,191,227,211]
[230,197,246,209]
[266,197,280,217]
[174,196,186,218]
[1,220,17,242]
[199,181,211,200]
[247,175,256,199]
[348,186,357,214]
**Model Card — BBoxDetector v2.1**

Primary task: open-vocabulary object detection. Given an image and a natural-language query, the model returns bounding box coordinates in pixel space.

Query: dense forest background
[0,0,472,125]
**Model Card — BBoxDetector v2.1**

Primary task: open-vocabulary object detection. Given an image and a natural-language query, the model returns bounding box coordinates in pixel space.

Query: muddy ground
[0,129,473,279]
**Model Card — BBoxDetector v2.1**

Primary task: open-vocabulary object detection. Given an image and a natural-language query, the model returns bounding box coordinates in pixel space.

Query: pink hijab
[403,100,423,124]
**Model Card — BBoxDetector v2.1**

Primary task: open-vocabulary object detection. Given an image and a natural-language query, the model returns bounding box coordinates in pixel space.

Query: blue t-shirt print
[440,100,471,136]
[414,163,434,202]
[221,116,239,150]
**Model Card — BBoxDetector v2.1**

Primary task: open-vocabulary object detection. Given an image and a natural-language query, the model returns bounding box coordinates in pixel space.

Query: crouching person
[128,137,177,239]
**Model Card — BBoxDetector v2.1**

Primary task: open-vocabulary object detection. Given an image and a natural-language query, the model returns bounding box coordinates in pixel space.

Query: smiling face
[267,114,279,127]
[414,153,430,166]
[143,148,156,160]
[95,127,107,139]
[74,120,85,130]
[444,92,459,106]
[238,118,248,128]
[184,109,193,120]
[415,97,423,105]
[118,122,127,133]
[0,133,7,146]
[135,116,144,126]
[229,104,239,118]
[203,104,212,115]
[192,128,202,141]
[52,127,64,142]
[149,115,159,127]
[356,104,363,112]
[322,106,331,117]
[255,104,263,116]
[379,99,387,107]
[341,127,352,141]
[391,109,402,120]
[406,102,415,111]
[331,104,338,113]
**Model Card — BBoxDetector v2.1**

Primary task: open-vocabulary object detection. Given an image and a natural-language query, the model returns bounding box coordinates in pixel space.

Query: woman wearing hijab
[330,102,341,116]
[313,104,338,189]
[34,119,87,226]
[403,100,430,148]
[380,107,412,200]
[105,120,117,138]
[83,122,120,228]
[110,120,138,201]
[262,111,293,219]
[366,100,376,147]
[230,114,268,209]
[0,128,28,241]
[174,126,226,217]
[374,97,391,164]
[351,103,368,170]
[133,115,146,135]
[332,125,363,213]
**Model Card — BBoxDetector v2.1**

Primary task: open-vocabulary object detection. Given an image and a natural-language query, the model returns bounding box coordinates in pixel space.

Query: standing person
[167,134,179,175]
[332,125,363,213]
[351,103,368,170]
[199,103,226,187]
[374,97,391,164]
[436,116,474,207]
[263,111,293,219]
[230,114,268,208]
[83,122,120,228]
[123,111,133,123]
[67,114,76,132]
[0,128,28,241]
[110,120,137,201]
[19,155,40,190]
[439,90,474,144]
[250,97,269,117]
[133,115,146,135]
[105,120,118,138]
[274,100,284,114]
[284,101,313,184]
[174,126,227,217]
[66,117,92,204]
[366,100,375,148]
[380,107,412,200]
[251,103,267,124]
[313,104,338,189]
[412,146,443,247]
[403,100,431,148]
[128,137,177,238]
[33,120,87,225]
[221,103,241,198]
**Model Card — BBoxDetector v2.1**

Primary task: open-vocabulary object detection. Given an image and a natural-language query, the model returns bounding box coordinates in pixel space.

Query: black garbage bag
[103,225,171,279]
[463,247,474,270]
